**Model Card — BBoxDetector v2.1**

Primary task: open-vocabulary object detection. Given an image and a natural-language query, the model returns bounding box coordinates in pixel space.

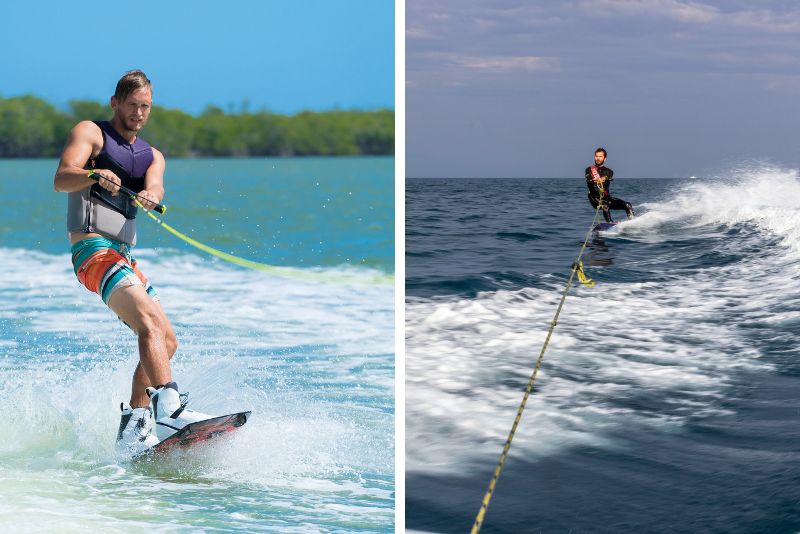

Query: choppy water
[0,157,394,532]
[406,167,800,533]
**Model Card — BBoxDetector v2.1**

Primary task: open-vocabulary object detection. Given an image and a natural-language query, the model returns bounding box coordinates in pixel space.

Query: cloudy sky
[407,0,800,177]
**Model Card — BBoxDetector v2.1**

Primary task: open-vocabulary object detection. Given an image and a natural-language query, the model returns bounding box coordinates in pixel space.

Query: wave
[0,246,394,526]
[406,164,800,476]
[623,165,800,256]
[495,231,545,242]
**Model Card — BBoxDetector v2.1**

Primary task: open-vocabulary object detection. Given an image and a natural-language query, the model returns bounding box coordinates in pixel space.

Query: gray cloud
[407,0,800,177]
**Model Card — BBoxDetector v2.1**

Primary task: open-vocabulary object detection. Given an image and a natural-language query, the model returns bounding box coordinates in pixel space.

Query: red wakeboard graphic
[136,411,251,458]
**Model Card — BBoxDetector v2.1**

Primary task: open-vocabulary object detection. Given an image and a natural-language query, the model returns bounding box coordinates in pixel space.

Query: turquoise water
[0,157,394,532]
[2,157,394,271]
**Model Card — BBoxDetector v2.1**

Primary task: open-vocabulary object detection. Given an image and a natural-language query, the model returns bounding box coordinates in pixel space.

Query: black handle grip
[88,172,167,214]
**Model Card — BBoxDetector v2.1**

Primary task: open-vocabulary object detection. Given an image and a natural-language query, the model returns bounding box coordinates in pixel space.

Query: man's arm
[586,166,603,196]
[136,148,165,211]
[54,121,123,196]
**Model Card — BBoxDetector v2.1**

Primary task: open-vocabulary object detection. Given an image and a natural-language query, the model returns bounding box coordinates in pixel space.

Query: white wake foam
[0,248,394,503]
[623,165,800,255]
[406,164,800,475]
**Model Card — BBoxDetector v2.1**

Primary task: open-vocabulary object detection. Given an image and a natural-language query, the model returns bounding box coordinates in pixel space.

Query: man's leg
[108,286,178,408]
[129,364,150,408]
[608,197,635,219]
[589,194,613,222]
[624,199,635,218]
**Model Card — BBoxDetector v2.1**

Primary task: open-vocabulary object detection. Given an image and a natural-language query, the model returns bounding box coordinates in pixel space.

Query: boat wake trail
[407,166,800,476]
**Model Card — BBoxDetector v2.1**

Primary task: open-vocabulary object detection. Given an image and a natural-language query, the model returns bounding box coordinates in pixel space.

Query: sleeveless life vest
[67,121,154,245]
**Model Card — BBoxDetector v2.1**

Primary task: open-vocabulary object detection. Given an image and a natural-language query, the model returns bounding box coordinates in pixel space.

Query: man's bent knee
[108,285,163,334]
[136,307,167,337]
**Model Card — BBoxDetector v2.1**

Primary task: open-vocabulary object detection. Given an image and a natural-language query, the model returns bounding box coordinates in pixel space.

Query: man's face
[594,151,606,166]
[111,88,153,133]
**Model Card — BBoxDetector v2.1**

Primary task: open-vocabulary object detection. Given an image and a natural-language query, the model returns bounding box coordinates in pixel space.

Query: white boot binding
[147,383,213,441]
[115,402,159,455]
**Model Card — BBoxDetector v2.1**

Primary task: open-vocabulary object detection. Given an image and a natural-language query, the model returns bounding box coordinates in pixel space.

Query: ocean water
[406,168,800,533]
[0,157,394,532]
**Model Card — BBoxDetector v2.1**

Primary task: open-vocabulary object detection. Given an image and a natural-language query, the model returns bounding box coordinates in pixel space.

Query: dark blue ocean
[405,169,800,533]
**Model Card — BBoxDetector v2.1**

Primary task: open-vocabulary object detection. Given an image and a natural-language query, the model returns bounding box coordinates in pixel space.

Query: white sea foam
[406,166,800,475]
[0,248,394,529]
[626,165,800,254]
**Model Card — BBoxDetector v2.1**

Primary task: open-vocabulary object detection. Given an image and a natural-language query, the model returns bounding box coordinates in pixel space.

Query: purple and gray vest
[67,121,154,245]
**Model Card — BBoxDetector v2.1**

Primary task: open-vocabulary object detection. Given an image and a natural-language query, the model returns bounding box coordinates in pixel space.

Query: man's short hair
[595,147,607,157]
[114,70,152,102]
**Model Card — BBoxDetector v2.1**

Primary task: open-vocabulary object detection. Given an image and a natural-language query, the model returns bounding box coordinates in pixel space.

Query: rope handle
[88,171,167,214]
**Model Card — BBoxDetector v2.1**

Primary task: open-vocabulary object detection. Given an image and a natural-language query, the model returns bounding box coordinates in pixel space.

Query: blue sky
[407,0,800,178]
[0,1,394,115]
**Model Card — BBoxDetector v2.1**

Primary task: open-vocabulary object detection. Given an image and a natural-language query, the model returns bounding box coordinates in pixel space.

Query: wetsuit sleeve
[585,167,595,191]
[606,168,614,184]
[586,167,602,198]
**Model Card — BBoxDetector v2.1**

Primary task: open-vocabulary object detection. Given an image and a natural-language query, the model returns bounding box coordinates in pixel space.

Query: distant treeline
[0,95,394,158]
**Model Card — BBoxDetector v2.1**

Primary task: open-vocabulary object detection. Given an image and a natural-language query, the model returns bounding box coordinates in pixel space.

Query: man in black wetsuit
[585,147,634,222]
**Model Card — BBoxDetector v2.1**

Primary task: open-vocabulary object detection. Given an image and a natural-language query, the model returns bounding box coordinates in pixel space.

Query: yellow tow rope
[470,185,604,533]
[89,172,392,285]
[138,203,393,285]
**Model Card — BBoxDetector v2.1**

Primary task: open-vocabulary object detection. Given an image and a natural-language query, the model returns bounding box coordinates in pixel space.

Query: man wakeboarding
[54,70,218,457]
[585,147,635,223]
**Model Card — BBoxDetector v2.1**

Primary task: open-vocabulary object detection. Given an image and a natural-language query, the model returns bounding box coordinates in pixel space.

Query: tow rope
[470,185,605,533]
[88,172,392,285]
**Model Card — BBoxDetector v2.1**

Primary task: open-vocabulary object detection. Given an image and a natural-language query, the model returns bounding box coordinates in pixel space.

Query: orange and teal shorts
[71,237,158,304]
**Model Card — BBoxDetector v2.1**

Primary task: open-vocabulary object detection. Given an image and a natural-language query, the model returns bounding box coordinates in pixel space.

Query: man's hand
[135,189,161,211]
[92,170,123,196]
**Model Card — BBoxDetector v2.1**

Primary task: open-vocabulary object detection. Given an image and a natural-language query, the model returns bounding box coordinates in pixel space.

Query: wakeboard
[593,222,619,232]
[135,411,251,458]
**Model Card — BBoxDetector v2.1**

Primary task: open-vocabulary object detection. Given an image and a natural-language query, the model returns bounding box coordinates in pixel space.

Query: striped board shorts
[71,236,158,305]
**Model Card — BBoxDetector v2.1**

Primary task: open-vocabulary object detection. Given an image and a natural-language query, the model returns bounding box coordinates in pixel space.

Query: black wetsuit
[585,165,634,223]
